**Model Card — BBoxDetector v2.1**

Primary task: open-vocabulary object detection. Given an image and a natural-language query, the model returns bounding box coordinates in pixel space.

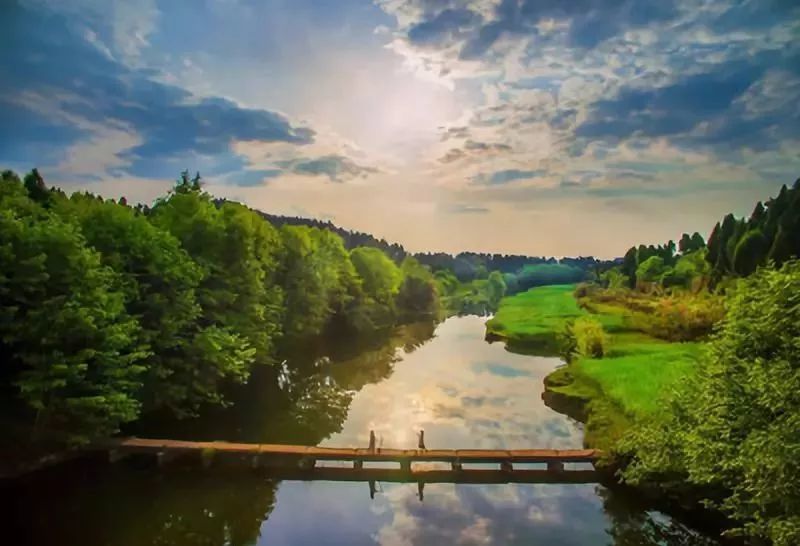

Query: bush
[560,316,609,361]
[573,316,609,358]
[632,294,724,342]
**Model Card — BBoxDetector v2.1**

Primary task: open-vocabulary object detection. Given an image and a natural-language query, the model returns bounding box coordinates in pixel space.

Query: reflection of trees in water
[598,486,721,545]
[273,320,438,445]
[4,463,278,546]
[131,320,438,445]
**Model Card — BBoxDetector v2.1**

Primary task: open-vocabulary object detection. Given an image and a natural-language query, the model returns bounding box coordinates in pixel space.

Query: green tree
[635,255,666,285]
[733,229,769,276]
[0,180,145,442]
[150,192,282,367]
[600,267,630,289]
[486,270,507,308]
[622,247,638,287]
[395,257,439,317]
[53,194,247,414]
[279,226,359,338]
[350,247,402,305]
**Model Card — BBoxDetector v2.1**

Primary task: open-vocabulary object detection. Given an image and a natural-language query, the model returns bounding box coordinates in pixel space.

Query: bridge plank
[104,438,601,463]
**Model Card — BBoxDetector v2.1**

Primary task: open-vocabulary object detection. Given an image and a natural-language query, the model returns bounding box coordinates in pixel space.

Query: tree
[622,247,638,287]
[395,258,439,317]
[600,267,630,290]
[0,183,144,442]
[278,226,359,338]
[486,270,506,308]
[733,229,769,276]
[54,194,248,415]
[350,247,402,305]
[22,168,54,207]
[150,193,283,367]
[635,255,666,285]
[678,233,692,254]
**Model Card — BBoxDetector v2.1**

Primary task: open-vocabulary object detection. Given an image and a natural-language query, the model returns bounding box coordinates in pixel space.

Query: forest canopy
[0,170,443,443]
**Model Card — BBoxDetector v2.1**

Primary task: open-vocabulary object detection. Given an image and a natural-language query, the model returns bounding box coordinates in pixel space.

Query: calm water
[3,316,719,545]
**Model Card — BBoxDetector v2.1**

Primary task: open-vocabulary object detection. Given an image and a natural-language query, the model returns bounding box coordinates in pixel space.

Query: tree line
[260,213,615,282]
[610,179,800,292]
[0,169,441,444]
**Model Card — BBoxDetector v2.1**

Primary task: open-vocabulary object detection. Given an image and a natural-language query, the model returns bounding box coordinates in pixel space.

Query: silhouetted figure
[417,481,424,501]
[369,480,376,499]
[369,430,376,452]
[418,430,426,450]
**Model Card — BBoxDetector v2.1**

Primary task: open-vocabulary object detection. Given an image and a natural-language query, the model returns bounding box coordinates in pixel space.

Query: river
[3,316,720,545]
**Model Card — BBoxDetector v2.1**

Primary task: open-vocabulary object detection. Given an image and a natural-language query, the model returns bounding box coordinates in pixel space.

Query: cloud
[575,53,800,153]
[443,203,490,214]
[21,0,161,62]
[473,168,546,185]
[227,169,284,187]
[385,0,799,210]
[408,7,482,46]
[0,1,314,181]
[277,155,378,182]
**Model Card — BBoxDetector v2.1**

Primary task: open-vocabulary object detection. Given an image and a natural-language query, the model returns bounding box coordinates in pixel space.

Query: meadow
[487,284,704,445]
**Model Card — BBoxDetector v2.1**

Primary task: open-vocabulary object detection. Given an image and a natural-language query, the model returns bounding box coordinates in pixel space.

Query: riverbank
[486,286,745,541]
[486,284,703,453]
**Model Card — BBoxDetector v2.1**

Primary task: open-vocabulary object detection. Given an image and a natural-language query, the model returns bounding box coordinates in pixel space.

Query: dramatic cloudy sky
[1,0,798,256]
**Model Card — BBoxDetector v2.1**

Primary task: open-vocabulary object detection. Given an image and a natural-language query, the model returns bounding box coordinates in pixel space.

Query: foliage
[486,270,506,308]
[395,257,439,317]
[622,261,800,545]
[631,295,724,342]
[0,181,145,442]
[572,316,609,359]
[0,169,443,444]
[635,255,666,285]
[350,247,402,305]
[277,225,356,338]
[600,267,629,290]
[508,263,587,292]
[579,285,723,342]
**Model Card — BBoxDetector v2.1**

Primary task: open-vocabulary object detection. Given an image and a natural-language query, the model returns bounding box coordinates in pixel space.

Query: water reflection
[323,316,584,451]
[3,316,721,546]
[3,463,278,546]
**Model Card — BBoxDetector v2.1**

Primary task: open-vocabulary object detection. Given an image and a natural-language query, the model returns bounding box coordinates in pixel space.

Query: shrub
[572,316,609,359]
[557,320,578,363]
[633,294,724,342]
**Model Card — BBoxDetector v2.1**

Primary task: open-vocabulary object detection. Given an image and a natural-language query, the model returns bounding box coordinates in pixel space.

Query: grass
[486,284,583,340]
[575,333,702,417]
[488,284,705,450]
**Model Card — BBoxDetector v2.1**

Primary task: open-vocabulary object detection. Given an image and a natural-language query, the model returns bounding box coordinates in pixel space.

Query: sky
[0,0,798,258]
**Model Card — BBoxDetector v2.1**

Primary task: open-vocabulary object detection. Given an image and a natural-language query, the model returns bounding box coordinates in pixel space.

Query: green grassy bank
[487,284,702,452]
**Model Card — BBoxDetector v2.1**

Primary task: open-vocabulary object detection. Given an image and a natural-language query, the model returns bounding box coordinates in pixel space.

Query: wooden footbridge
[95,432,604,487]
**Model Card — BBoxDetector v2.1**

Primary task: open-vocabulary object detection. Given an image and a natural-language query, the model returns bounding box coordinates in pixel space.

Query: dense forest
[0,169,447,445]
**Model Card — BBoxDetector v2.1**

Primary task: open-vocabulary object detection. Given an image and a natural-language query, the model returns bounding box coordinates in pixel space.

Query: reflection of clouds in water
[326,316,583,450]
[471,362,533,378]
[461,395,508,408]
[374,483,608,546]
